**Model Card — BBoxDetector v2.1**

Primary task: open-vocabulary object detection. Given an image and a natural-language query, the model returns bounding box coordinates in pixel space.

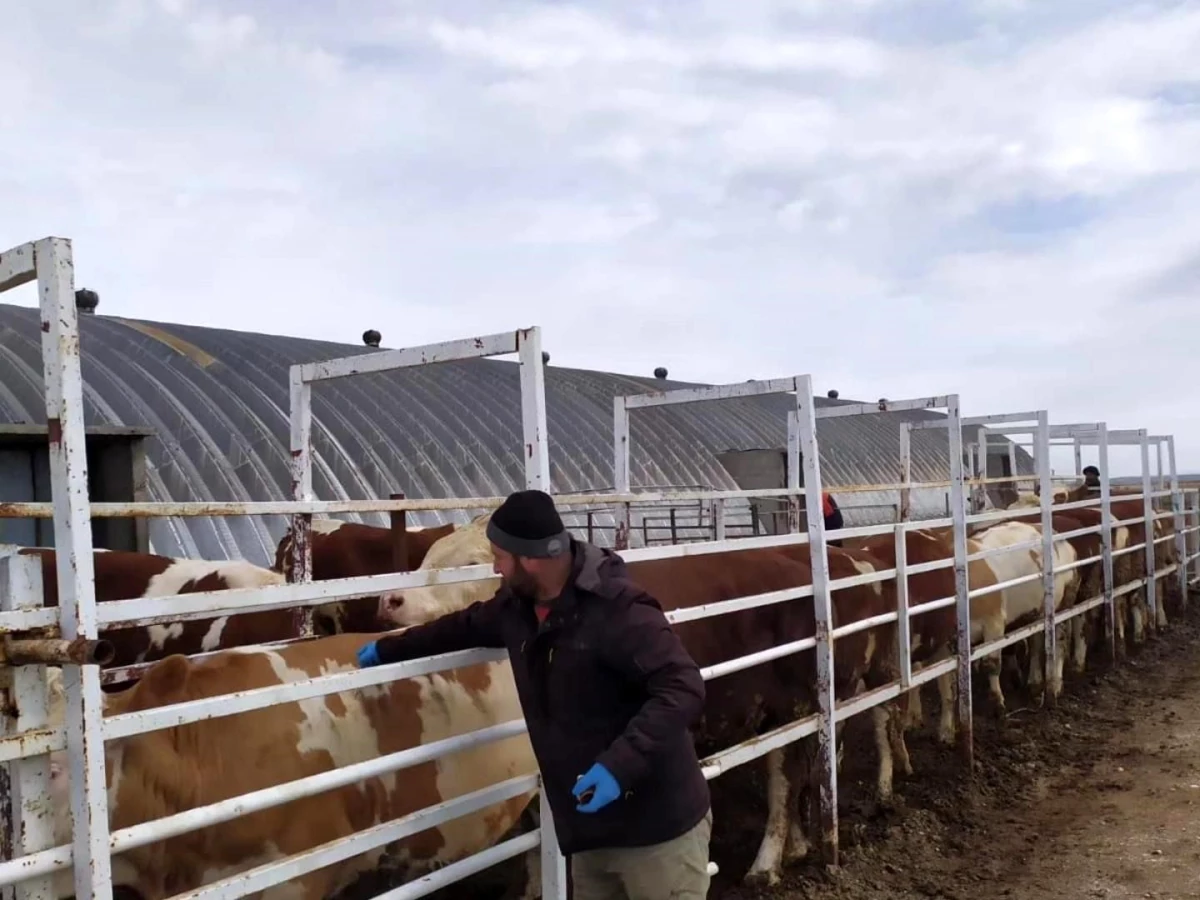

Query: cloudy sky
[3,0,1199,473]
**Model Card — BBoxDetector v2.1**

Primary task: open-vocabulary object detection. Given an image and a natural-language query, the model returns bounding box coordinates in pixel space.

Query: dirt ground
[710,599,1200,900]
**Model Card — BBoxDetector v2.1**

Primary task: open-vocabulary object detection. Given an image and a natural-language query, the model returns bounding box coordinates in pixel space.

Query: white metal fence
[0,236,1198,900]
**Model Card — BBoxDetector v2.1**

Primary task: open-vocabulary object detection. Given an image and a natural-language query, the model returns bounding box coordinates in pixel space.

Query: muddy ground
[359,599,1200,900]
[711,600,1200,900]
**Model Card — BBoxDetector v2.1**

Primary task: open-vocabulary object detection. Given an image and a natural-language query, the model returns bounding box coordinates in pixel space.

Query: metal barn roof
[0,303,1032,566]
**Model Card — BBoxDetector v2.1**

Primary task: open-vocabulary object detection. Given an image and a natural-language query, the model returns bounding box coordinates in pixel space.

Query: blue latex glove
[572,763,620,813]
[356,642,381,668]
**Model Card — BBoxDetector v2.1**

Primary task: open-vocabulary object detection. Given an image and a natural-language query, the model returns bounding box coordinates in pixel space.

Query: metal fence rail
[0,236,1195,900]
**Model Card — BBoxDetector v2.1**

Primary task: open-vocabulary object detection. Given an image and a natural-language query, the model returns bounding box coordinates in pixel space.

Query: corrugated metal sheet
[0,304,1032,565]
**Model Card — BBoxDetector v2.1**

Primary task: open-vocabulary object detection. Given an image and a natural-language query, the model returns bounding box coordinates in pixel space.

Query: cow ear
[136,654,192,702]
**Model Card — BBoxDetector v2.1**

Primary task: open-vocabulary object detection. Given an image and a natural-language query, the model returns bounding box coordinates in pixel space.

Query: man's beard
[504,561,539,599]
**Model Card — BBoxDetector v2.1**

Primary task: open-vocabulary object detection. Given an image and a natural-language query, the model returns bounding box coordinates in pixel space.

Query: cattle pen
[1,235,1199,900]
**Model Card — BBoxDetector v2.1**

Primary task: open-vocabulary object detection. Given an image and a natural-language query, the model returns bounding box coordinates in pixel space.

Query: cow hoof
[743,868,781,889]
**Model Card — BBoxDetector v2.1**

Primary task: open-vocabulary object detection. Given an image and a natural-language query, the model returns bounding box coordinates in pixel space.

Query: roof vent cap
[75,289,99,314]
[654,367,668,379]
[362,329,382,348]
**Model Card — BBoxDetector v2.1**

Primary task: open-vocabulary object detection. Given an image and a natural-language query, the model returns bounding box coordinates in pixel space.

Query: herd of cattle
[4,482,1189,900]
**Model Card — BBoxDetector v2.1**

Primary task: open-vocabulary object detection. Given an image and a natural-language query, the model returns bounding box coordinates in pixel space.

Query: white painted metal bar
[297,330,523,383]
[1191,492,1200,584]
[910,411,1042,430]
[103,647,507,742]
[517,328,551,491]
[1167,436,1187,606]
[0,485,837,521]
[898,424,912,521]
[0,718,533,887]
[286,364,314,637]
[1140,432,1157,626]
[895,524,912,687]
[611,376,810,548]
[378,831,543,900]
[35,236,113,900]
[621,376,802,410]
[664,585,814,625]
[1095,425,1117,660]
[0,555,55,900]
[1054,593,1110,625]
[0,241,37,293]
[970,618,1047,662]
[946,395,973,769]
[793,374,840,863]
[175,774,540,900]
[814,395,952,418]
[786,408,802,533]
[1035,412,1057,703]
[700,635,820,682]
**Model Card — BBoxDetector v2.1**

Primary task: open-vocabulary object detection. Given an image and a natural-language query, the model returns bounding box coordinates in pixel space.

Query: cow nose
[388,595,404,610]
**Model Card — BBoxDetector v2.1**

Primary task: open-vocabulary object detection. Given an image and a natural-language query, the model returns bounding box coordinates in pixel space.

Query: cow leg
[885,700,913,778]
[904,673,925,729]
[1114,595,1128,657]
[1131,593,1146,644]
[936,670,957,746]
[871,704,895,803]
[744,747,792,886]
[979,617,1007,716]
[1069,615,1089,676]
[782,743,813,866]
[1051,621,1070,701]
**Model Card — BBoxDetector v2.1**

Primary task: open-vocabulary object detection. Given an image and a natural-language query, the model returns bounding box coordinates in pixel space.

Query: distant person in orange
[822,491,844,547]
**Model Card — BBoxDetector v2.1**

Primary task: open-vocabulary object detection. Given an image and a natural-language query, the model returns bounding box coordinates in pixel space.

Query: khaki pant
[570,809,713,900]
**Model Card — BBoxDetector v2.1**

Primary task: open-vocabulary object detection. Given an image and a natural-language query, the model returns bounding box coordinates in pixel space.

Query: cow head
[378,513,500,626]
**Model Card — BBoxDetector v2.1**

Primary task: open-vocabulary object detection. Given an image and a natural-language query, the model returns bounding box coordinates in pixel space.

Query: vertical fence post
[713,498,727,541]
[287,365,315,637]
[519,328,566,900]
[1097,425,1116,662]
[1191,490,1200,588]
[793,375,838,865]
[1167,436,1187,609]
[1139,432,1157,633]
[1073,439,1083,478]
[518,327,550,492]
[946,395,973,770]
[612,397,631,550]
[895,522,912,689]
[1035,412,1057,705]
[787,407,802,533]
[35,236,114,900]
[898,424,912,522]
[0,556,56,900]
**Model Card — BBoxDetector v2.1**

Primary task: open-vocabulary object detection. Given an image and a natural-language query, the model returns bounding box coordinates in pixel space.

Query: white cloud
[3,0,1200,472]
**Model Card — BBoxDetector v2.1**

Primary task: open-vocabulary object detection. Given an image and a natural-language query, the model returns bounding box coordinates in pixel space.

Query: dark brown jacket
[373,539,710,854]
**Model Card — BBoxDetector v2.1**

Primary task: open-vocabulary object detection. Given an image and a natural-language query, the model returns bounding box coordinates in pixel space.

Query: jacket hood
[572,539,631,594]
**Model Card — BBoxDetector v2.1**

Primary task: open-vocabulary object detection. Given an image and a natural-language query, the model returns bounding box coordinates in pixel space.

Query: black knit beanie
[486,489,569,558]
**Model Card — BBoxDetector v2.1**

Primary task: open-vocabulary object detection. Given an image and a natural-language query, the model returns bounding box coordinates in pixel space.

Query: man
[356,489,713,900]
[1083,465,1101,489]
[822,491,844,548]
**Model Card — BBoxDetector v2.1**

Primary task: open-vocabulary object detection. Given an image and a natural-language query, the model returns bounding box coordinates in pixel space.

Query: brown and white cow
[273,518,457,635]
[9,547,295,677]
[844,527,1005,744]
[45,632,535,900]
[376,513,902,886]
